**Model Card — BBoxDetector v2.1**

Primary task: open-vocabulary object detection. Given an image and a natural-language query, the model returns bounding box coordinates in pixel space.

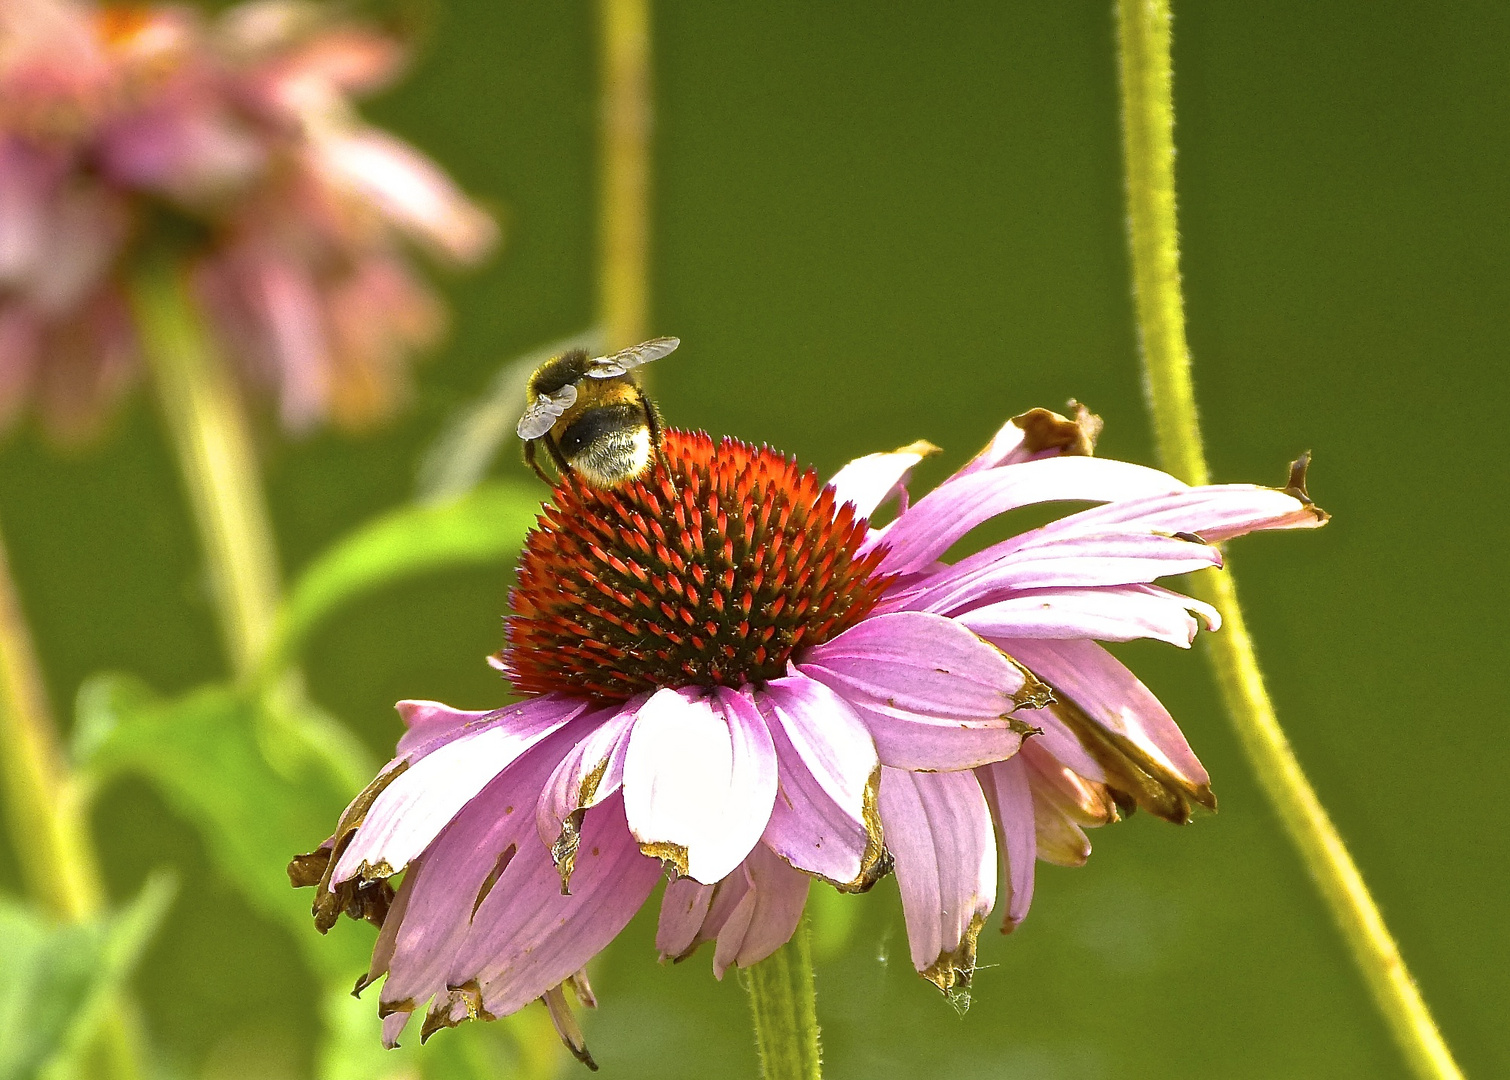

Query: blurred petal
[312,128,496,263]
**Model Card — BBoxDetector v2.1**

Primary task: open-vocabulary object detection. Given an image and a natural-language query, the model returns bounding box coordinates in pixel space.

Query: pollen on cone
[501,430,890,700]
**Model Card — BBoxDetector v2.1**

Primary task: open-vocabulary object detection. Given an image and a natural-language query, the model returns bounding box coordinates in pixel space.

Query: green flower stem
[598,0,652,350]
[0,520,146,1080]
[129,258,280,682]
[744,920,823,1080]
[1115,3,1463,1079]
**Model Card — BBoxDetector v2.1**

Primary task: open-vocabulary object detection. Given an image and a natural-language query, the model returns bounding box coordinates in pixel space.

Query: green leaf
[266,482,544,676]
[73,675,369,979]
[0,874,175,1080]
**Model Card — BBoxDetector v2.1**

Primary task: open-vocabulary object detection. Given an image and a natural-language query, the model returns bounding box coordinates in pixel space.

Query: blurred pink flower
[0,0,494,441]
[292,412,1326,1058]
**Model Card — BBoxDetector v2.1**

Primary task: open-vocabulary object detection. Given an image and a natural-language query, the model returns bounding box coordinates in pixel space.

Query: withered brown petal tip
[1286,450,1314,500]
[288,850,329,889]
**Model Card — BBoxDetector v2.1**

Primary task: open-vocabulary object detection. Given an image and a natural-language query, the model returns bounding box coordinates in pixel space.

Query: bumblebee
[516,336,680,488]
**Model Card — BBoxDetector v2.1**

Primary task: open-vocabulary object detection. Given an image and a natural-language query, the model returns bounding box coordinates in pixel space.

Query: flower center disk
[503,430,888,699]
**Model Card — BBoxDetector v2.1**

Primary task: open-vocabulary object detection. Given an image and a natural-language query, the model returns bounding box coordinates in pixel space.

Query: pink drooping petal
[1031,787,1093,867]
[447,794,660,1021]
[955,584,1219,647]
[879,767,996,992]
[656,876,715,960]
[331,697,584,884]
[1035,483,1326,543]
[1021,739,1119,826]
[709,844,811,978]
[756,674,880,886]
[1031,711,1106,783]
[886,532,1222,616]
[999,637,1209,792]
[656,845,811,978]
[825,440,935,520]
[536,697,643,851]
[375,725,576,1026]
[310,129,496,263]
[380,1011,408,1049]
[622,687,778,883]
[394,699,493,757]
[975,755,1036,933]
[799,611,1045,771]
[872,456,1188,574]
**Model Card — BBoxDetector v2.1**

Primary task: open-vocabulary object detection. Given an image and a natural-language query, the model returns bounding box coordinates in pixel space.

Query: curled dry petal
[1002,637,1213,822]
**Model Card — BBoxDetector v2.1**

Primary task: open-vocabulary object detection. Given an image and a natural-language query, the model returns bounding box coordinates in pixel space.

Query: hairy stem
[598,0,653,350]
[129,258,280,681]
[0,521,146,1079]
[744,920,823,1080]
[1116,3,1463,1078]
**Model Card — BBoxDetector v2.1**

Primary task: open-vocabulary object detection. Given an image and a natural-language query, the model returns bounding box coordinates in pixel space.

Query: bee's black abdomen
[558,403,644,457]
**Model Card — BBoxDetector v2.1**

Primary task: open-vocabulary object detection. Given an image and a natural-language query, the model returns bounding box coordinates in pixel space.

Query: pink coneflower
[292,408,1326,1062]
[0,0,494,440]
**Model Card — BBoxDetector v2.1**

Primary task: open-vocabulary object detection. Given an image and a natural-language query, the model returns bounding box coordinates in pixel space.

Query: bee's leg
[642,391,676,490]
[523,438,555,486]
[542,433,576,484]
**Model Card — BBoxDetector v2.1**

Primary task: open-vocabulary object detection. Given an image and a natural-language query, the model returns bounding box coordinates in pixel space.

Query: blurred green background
[2,1,1505,1077]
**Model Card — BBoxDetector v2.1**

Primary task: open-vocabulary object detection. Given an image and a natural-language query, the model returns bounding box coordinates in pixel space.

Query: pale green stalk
[129,259,280,681]
[1115,3,1463,1078]
[0,520,146,1079]
[599,0,652,351]
[744,921,823,1080]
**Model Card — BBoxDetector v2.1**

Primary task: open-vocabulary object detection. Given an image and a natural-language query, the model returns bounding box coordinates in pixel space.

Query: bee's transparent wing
[516,383,578,440]
[586,336,680,379]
